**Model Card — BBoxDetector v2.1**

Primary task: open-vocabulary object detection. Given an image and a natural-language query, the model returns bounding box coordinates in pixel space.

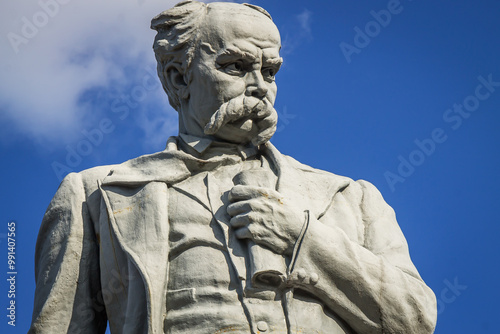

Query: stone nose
[246,70,268,98]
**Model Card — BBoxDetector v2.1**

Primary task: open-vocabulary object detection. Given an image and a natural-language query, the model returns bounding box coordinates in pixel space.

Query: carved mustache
[204,95,278,145]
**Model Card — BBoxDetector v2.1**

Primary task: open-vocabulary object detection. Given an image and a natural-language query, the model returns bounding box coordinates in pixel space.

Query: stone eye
[262,67,276,80]
[224,61,245,75]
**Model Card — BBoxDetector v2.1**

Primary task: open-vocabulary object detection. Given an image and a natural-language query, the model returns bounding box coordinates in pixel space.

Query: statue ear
[163,63,189,102]
[167,65,187,90]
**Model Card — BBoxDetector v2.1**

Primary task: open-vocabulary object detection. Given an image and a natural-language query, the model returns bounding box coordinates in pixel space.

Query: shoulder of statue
[280,153,355,187]
[73,148,173,191]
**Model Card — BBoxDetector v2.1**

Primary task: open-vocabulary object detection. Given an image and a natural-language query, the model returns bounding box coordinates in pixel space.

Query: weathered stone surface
[29,1,437,333]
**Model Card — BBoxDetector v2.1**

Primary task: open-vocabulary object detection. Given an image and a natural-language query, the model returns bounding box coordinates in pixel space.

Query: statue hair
[151,1,273,111]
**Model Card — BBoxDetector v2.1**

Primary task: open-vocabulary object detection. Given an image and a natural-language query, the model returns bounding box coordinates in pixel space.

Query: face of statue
[179,3,282,145]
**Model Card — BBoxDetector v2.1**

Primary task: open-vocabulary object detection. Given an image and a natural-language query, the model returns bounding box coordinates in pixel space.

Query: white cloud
[0,0,182,145]
[297,9,312,34]
[280,8,313,56]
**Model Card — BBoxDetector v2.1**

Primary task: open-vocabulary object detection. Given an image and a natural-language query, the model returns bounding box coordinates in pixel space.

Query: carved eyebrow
[216,47,257,63]
[263,57,283,67]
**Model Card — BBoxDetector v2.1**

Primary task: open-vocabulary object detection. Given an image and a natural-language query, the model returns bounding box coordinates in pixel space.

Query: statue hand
[227,184,304,256]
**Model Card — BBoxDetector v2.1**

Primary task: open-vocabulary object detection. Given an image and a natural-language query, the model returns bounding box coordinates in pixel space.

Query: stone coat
[29,138,437,334]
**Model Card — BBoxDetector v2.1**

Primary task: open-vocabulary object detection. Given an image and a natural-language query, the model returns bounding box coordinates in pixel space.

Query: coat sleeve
[29,172,107,334]
[288,179,437,334]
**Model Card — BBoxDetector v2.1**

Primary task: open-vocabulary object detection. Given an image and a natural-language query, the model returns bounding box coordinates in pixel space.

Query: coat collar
[101,136,350,218]
[101,136,245,187]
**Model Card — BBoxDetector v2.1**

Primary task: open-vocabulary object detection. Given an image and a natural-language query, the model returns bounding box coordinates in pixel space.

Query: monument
[29,1,437,333]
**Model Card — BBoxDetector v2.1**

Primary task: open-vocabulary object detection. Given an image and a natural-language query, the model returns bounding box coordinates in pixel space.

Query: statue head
[151,1,282,145]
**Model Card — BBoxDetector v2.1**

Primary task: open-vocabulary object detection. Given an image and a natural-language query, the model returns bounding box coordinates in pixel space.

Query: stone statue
[29,1,437,333]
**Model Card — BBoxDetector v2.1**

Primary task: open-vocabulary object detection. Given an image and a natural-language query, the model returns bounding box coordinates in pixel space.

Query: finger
[229,185,262,202]
[227,200,252,217]
[229,185,276,202]
[234,226,253,240]
[229,214,251,228]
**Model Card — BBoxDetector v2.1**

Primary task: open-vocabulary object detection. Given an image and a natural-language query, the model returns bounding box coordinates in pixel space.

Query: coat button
[296,268,307,281]
[310,273,319,285]
[257,321,269,332]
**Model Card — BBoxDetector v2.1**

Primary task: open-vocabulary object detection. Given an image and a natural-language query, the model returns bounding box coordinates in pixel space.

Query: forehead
[200,3,281,56]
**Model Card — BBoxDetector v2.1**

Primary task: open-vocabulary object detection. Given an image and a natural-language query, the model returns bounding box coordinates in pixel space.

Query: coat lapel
[99,181,169,334]
[98,138,193,333]
[205,173,248,281]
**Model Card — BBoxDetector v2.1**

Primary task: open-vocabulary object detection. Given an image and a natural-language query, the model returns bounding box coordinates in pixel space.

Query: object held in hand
[232,169,287,288]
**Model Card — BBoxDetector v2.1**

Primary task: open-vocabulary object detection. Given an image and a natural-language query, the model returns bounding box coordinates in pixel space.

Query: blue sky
[1,0,499,333]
